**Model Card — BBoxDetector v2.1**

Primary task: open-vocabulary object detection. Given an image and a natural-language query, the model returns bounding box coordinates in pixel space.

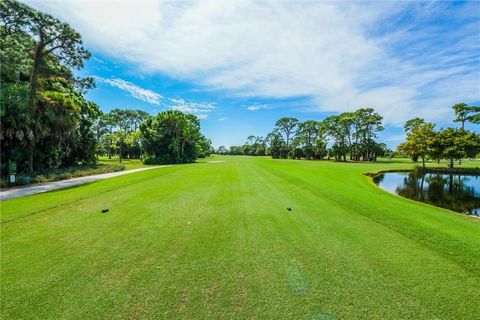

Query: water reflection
[373,172,480,216]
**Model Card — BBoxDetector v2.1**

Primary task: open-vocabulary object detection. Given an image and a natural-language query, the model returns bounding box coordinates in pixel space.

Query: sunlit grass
[1,156,479,319]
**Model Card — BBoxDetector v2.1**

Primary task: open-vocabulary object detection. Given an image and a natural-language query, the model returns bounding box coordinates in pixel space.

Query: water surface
[373,171,480,216]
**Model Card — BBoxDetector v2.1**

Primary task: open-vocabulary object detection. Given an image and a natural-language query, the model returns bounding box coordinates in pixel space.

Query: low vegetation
[30,163,125,183]
[0,163,126,189]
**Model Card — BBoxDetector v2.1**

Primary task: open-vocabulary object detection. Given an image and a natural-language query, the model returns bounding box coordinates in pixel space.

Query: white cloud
[168,98,215,119]
[95,76,215,118]
[25,0,480,125]
[96,77,162,105]
[246,104,272,111]
[218,117,227,121]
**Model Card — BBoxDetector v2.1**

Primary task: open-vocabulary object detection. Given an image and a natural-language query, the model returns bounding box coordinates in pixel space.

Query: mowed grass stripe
[1,165,188,223]
[246,158,478,318]
[256,158,480,274]
[1,156,479,319]
[2,163,227,318]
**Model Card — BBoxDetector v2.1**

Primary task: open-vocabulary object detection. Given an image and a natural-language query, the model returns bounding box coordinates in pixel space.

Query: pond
[373,171,480,216]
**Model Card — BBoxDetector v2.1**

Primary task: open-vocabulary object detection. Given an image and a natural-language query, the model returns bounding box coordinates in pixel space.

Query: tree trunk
[26,41,45,174]
[29,146,34,174]
[119,143,123,163]
[422,155,426,169]
[96,128,100,160]
[28,42,44,112]
[449,158,454,168]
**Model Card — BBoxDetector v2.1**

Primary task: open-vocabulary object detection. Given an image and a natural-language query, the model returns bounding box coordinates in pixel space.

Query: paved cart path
[0,166,167,201]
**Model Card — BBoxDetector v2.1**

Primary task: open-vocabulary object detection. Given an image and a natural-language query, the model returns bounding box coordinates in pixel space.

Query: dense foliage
[140,110,212,164]
[1,0,98,176]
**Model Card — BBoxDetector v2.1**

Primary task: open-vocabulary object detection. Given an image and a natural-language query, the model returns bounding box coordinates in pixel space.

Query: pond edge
[364,167,480,178]
[364,167,480,220]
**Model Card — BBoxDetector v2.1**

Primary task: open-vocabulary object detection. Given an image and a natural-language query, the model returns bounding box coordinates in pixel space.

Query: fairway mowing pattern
[1,156,479,319]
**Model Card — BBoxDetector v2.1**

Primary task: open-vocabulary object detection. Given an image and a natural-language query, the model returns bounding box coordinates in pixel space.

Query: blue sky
[26,0,479,148]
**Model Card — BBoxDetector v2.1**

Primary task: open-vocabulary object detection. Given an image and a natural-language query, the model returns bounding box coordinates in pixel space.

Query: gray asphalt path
[0,166,167,201]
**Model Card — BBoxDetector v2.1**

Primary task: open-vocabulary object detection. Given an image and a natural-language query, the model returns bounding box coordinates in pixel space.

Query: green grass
[1,156,479,319]
[97,156,149,170]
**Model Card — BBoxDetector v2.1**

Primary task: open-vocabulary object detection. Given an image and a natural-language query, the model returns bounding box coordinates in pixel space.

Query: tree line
[94,108,213,164]
[94,109,150,162]
[218,107,390,161]
[0,0,212,179]
[397,103,480,168]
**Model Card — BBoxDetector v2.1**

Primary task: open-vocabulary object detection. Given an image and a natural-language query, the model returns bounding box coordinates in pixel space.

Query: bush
[35,175,48,183]
[1,178,8,189]
[18,176,31,185]
[143,155,172,165]
[27,163,126,185]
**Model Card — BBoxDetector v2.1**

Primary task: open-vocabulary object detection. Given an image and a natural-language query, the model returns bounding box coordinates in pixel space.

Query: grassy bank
[1,156,479,319]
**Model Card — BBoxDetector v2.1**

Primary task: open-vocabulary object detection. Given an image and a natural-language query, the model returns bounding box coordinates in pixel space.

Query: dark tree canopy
[140,110,208,164]
[1,0,97,176]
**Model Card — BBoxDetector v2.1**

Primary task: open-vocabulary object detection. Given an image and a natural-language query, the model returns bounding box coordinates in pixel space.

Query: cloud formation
[26,0,479,125]
[96,77,162,105]
[167,98,216,119]
[96,77,215,119]
[246,104,272,111]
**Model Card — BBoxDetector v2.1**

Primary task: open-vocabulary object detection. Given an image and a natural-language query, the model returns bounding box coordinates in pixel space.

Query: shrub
[28,164,126,184]
[143,156,171,165]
